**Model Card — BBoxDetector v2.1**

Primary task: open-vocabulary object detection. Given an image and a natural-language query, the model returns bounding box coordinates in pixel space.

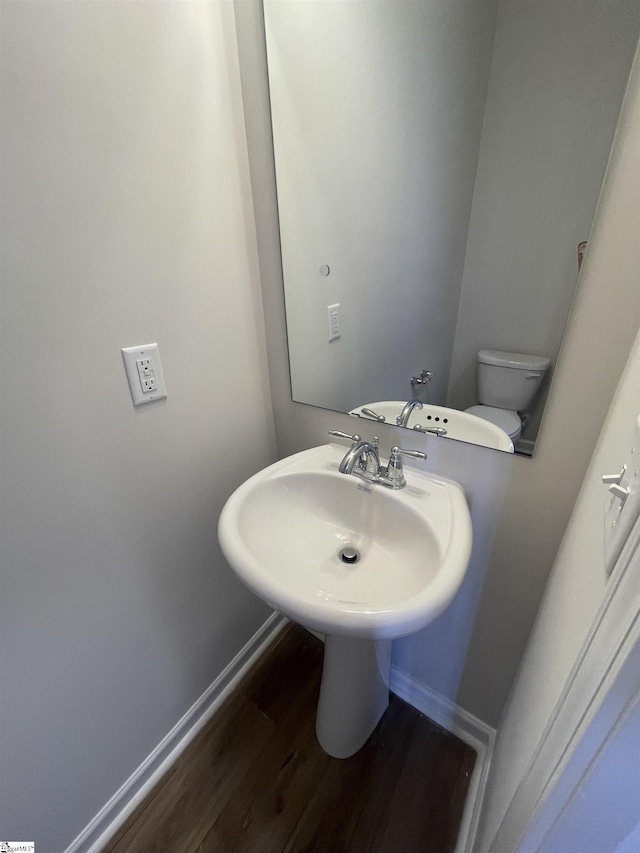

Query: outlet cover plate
[121,343,168,407]
[327,303,341,342]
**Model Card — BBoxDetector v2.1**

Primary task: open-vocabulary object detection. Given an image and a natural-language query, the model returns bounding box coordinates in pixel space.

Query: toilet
[465,349,551,444]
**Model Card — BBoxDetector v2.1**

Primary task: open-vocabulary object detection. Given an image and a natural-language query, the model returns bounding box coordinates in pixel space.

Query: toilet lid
[478,350,551,371]
[466,405,522,438]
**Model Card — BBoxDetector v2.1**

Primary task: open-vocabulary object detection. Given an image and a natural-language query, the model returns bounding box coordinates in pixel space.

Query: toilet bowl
[465,404,523,443]
[464,349,551,444]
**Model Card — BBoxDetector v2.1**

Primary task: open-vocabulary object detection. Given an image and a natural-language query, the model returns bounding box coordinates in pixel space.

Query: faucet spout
[339,439,380,477]
[396,400,423,428]
[329,431,381,479]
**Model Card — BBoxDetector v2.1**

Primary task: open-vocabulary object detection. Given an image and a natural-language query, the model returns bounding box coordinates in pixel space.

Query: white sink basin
[219,443,472,639]
[351,401,514,452]
[218,442,472,757]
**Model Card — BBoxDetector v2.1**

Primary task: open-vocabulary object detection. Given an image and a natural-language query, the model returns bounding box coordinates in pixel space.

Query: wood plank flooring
[105,625,476,853]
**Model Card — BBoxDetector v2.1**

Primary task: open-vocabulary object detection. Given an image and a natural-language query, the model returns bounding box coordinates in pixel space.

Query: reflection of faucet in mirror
[413,424,448,437]
[360,407,386,423]
[411,370,435,387]
[396,400,423,428]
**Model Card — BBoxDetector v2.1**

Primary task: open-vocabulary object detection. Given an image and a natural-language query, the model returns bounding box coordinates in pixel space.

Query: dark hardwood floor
[105,625,476,853]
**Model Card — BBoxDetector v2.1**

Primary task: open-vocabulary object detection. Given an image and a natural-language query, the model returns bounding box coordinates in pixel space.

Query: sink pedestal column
[315,634,392,759]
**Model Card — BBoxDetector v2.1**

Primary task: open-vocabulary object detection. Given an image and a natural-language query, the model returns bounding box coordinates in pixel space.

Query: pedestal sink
[218,443,472,758]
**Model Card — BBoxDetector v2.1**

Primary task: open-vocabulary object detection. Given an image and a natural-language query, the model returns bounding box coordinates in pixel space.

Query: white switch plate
[604,414,640,576]
[327,303,341,342]
[121,343,167,407]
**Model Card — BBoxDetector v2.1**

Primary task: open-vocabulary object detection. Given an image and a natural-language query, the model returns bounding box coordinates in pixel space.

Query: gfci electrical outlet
[136,358,157,393]
[121,343,167,407]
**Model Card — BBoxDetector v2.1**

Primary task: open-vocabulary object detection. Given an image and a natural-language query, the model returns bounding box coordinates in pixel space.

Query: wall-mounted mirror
[263,0,640,454]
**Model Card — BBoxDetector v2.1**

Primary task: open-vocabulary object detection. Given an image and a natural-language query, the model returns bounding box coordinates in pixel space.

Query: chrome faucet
[329,431,426,489]
[396,400,423,427]
[411,369,436,387]
[329,431,380,480]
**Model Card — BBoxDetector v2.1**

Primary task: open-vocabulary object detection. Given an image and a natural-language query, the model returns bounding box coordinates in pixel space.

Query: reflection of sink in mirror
[218,443,473,758]
[350,401,514,453]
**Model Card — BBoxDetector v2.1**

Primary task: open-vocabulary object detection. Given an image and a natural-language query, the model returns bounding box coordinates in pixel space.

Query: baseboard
[306,630,495,852]
[390,667,496,853]
[67,623,492,853]
[64,611,288,853]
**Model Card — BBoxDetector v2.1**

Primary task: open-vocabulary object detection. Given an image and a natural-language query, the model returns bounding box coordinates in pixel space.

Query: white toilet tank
[477,349,550,411]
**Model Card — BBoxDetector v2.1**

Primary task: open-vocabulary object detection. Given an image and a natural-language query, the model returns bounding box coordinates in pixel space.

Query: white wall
[235,1,640,729]
[265,0,497,413]
[481,333,640,851]
[477,57,640,839]
[448,0,640,431]
[0,3,276,849]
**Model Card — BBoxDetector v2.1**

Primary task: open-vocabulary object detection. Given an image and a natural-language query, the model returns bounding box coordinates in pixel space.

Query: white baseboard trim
[64,611,288,853]
[390,666,496,853]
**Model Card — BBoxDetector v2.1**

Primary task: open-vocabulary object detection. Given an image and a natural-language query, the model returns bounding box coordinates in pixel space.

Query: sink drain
[339,546,360,564]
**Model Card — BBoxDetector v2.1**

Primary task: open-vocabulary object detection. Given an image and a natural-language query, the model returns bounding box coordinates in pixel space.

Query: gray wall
[265,0,497,412]
[0,3,275,848]
[479,50,640,847]
[235,0,640,728]
[448,0,640,435]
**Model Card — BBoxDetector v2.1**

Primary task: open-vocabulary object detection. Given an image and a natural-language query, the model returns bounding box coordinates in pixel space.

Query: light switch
[121,343,167,407]
[604,414,640,576]
[327,303,341,342]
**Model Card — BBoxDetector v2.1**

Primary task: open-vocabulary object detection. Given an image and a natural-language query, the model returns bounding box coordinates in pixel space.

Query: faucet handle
[391,446,427,461]
[360,407,386,422]
[382,445,427,489]
[329,430,361,443]
[413,424,447,436]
